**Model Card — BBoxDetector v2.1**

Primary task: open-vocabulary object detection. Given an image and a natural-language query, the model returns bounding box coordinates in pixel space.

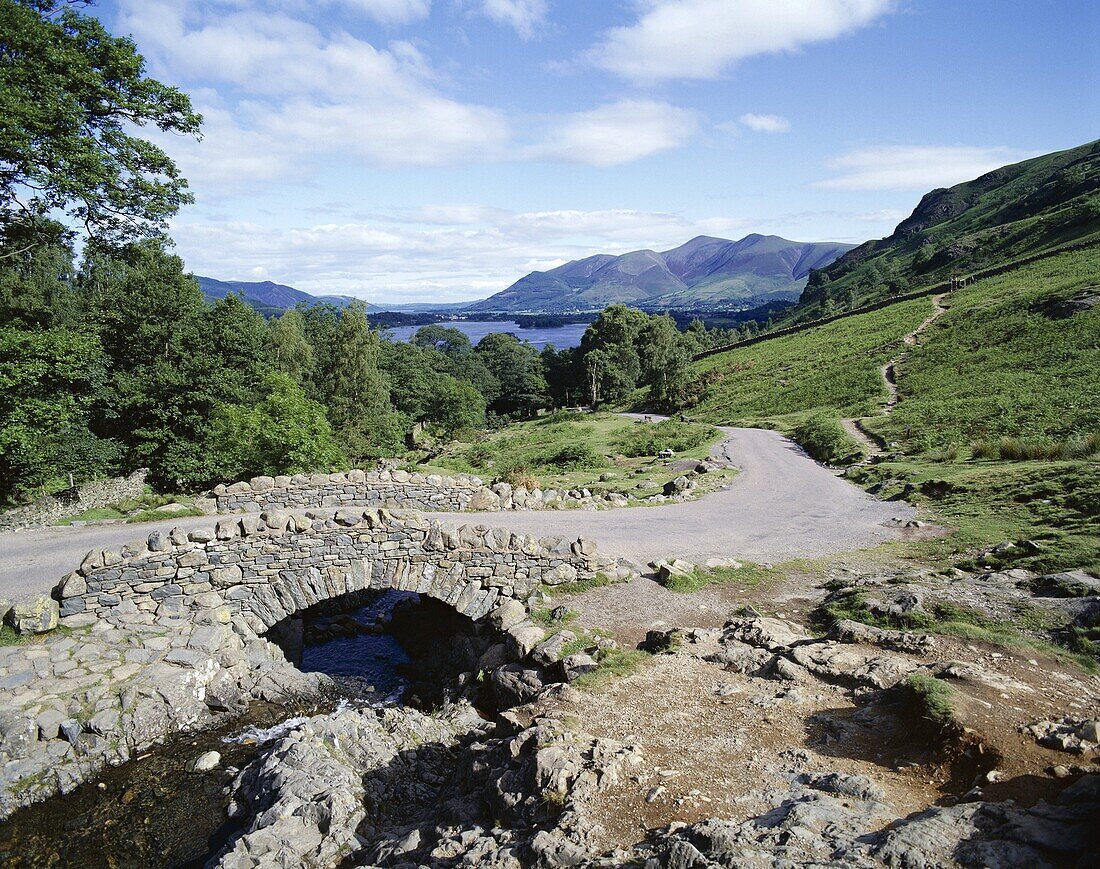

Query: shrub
[613,420,715,457]
[904,673,956,729]
[928,444,960,463]
[539,443,604,471]
[971,434,1100,462]
[791,414,863,466]
[500,464,539,490]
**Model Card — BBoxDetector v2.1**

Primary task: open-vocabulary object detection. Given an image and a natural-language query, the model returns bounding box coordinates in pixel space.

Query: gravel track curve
[0,427,913,600]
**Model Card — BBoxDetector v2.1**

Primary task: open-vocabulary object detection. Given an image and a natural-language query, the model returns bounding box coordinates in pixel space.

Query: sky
[93,0,1099,304]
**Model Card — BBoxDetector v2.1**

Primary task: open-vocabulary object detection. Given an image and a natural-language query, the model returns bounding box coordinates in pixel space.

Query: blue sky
[94,0,1099,303]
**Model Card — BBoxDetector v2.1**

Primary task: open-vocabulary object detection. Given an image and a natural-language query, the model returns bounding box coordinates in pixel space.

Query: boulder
[560,653,598,682]
[531,631,576,667]
[654,559,694,584]
[1030,570,1100,598]
[189,750,222,772]
[505,621,547,659]
[491,664,548,707]
[489,599,528,632]
[8,596,59,634]
[468,488,501,511]
[663,476,695,496]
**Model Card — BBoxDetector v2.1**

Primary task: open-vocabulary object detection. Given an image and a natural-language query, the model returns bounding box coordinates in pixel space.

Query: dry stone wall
[57,508,608,640]
[0,470,147,532]
[212,470,484,514]
[211,468,699,515]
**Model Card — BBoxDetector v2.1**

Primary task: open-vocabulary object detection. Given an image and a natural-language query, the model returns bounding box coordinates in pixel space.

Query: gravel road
[0,427,913,600]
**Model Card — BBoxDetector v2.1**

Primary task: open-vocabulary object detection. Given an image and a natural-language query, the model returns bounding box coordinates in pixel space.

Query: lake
[382,319,588,349]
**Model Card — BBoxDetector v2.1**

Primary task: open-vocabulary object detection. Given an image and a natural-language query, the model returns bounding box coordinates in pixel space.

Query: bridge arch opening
[263,586,506,711]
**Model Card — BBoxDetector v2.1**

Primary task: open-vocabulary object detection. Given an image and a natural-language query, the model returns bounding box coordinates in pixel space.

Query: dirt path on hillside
[845,292,950,457]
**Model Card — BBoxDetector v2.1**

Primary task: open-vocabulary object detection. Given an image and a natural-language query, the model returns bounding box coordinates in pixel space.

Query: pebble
[189,750,222,773]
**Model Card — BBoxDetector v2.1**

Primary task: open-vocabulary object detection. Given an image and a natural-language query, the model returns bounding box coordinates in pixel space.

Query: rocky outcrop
[213,701,641,868]
[632,774,1100,868]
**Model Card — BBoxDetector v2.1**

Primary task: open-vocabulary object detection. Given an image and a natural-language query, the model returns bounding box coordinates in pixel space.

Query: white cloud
[339,0,432,25]
[118,0,509,191]
[590,0,894,81]
[525,100,699,167]
[815,145,1032,191]
[738,113,790,134]
[480,0,548,39]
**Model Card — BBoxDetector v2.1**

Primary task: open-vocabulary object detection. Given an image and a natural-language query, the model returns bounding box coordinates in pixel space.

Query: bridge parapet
[55,508,606,638]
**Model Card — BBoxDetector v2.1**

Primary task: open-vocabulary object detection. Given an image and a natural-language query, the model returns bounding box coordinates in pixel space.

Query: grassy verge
[846,456,1100,575]
[904,673,957,730]
[54,490,203,526]
[0,624,73,647]
[540,572,617,597]
[662,562,785,594]
[418,412,733,500]
[814,587,1098,674]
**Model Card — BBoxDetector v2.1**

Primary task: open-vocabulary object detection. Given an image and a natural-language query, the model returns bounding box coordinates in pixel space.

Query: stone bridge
[55,507,609,641]
[0,510,616,818]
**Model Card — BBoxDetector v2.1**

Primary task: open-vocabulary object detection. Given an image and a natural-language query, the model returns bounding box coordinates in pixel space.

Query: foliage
[210,372,345,480]
[683,297,931,423]
[612,419,715,457]
[0,325,117,501]
[427,412,726,495]
[904,673,957,730]
[871,249,1100,451]
[791,414,864,466]
[0,0,202,247]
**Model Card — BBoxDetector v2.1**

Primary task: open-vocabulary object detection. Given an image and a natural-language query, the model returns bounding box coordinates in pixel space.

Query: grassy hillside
[681,244,1100,573]
[798,140,1100,319]
[867,247,1100,451]
[684,296,932,425]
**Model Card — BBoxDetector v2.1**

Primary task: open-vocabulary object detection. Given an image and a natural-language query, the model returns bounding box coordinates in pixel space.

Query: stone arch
[57,507,606,642]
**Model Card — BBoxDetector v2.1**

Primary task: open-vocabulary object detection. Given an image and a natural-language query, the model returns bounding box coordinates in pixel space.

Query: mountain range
[195,276,365,316]
[472,234,856,313]
[797,139,1100,319]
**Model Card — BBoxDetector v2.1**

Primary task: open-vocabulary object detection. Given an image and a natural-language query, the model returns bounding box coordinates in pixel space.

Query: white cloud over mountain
[525,100,699,166]
[815,145,1034,191]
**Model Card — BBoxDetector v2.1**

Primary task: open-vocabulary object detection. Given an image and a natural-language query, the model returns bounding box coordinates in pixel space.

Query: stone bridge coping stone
[54,508,608,640]
[63,507,599,582]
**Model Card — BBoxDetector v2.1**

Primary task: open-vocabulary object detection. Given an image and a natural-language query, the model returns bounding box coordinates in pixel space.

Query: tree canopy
[0,0,201,250]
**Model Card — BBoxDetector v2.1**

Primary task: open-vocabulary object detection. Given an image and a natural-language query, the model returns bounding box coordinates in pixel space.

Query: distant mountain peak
[474,233,856,313]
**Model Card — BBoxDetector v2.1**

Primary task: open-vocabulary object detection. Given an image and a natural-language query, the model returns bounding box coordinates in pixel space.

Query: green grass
[904,673,957,729]
[791,414,865,466]
[571,649,650,689]
[662,562,784,594]
[54,490,201,526]
[868,247,1100,452]
[423,412,732,498]
[682,296,932,425]
[540,572,617,596]
[530,606,579,628]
